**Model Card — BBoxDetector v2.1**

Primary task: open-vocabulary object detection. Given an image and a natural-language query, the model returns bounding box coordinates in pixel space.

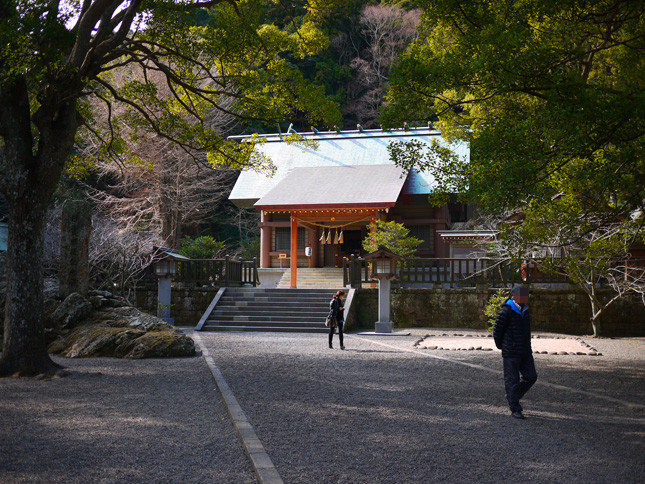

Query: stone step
[197,284,340,334]
[206,319,325,327]
[216,299,330,307]
[208,315,324,323]
[224,287,338,294]
[217,301,329,312]
[278,282,345,292]
[200,325,329,333]
[219,293,333,299]
[211,309,326,317]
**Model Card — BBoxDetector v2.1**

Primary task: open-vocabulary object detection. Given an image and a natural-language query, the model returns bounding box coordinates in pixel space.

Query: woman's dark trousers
[503,354,537,412]
[329,320,344,347]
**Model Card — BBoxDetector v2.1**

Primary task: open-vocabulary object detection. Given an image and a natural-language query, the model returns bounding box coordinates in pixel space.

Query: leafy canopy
[0,0,344,180]
[382,0,645,245]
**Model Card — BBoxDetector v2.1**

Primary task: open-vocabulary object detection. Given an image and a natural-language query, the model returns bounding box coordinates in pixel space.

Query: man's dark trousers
[503,354,537,412]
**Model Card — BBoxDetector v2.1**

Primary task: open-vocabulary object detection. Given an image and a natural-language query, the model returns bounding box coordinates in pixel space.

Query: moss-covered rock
[93,306,173,332]
[50,292,93,329]
[45,291,195,359]
[50,324,195,359]
[121,331,196,359]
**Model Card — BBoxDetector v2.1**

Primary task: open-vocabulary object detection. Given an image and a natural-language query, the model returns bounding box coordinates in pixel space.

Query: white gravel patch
[415,334,600,355]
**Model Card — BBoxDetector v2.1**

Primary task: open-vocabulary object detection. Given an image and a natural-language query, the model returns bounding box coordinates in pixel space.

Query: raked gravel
[196,329,644,484]
[0,354,255,483]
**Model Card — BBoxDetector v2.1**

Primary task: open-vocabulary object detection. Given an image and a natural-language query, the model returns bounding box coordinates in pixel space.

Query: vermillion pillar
[290,216,298,287]
[260,211,271,268]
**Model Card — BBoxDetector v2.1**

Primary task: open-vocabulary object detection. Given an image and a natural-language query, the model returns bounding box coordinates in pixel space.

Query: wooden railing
[173,257,259,286]
[343,257,570,288]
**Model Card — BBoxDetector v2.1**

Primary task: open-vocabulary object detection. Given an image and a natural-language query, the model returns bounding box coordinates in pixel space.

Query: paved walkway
[196,329,644,484]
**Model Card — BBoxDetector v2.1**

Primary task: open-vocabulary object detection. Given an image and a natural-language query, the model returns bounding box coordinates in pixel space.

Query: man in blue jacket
[493,285,537,419]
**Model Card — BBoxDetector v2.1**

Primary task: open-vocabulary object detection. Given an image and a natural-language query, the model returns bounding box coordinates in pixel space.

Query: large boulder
[50,292,93,330]
[94,306,174,332]
[46,292,195,359]
[118,331,196,359]
[50,325,195,359]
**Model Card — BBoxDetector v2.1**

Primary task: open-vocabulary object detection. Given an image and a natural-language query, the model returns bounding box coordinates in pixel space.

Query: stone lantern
[153,247,190,325]
[364,245,404,333]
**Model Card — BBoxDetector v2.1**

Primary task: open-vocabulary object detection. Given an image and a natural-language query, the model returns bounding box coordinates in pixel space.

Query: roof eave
[255,202,396,212]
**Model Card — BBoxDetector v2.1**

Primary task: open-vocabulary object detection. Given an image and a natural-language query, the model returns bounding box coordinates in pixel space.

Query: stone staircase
[276,267,345,289]
[199,287,342,333]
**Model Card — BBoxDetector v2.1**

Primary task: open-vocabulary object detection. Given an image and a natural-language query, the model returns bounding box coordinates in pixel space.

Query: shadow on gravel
[210,335,645,484]
[0,357,255,484]
[343,348,399,354]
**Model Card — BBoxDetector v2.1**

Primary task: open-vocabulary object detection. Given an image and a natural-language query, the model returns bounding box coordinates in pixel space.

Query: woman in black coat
[328,290,345,350]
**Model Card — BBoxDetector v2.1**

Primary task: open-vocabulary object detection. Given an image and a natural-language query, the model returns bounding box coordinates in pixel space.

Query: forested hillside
[54,0,422,265]
[0,0,421,310]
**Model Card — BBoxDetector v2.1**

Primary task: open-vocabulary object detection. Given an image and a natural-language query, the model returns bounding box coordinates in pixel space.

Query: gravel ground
[197,329,645,484]
[0,355,255,484]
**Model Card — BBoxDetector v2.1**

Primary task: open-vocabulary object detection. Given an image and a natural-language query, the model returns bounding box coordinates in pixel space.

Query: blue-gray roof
[228,127,469,208]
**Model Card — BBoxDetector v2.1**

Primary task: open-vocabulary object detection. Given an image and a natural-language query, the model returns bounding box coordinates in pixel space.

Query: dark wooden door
[324,245,337,267]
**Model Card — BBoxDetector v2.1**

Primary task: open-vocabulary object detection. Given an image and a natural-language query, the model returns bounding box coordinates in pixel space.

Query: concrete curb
[193,333,284,484]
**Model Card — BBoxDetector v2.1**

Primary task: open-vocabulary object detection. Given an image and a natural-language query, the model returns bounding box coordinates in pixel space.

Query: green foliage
[484,290,510,334]
[382,0,645,244]
[63,155,96,182]
[238,237,261,261]
[362,220,422,259]
[179,236,225,260]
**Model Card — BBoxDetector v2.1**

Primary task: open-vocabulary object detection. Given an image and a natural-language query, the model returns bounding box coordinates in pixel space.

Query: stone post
[59,200,92,299]
[375,278,393,333]
[157,276,173,324]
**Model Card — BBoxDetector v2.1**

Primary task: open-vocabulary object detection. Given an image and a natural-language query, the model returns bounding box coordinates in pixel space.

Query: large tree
[381,0,645,329]
[0,0,341,376]
[383,0,644,220]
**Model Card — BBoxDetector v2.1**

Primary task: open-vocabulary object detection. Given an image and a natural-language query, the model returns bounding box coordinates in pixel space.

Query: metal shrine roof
[228,127,470,208]
[254,164,407,211]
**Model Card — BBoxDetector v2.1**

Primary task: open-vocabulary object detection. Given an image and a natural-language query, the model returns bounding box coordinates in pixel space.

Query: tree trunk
[591,308,601,337]
[589,284,601,337]
[0,76,77,377]
[0,199,62,376]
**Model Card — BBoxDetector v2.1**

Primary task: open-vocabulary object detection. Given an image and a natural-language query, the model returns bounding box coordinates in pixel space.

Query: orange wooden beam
[292,209,380,222]
[290,216,298,288]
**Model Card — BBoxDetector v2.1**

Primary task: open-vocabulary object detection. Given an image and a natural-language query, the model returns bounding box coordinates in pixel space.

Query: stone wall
[351,287,645,337]
[134,283,645,336]
[135,284,219,327]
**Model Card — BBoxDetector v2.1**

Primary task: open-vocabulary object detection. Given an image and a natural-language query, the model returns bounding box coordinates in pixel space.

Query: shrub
[362,220,421,259]
[179,236,225,259]
[484,289,510,334]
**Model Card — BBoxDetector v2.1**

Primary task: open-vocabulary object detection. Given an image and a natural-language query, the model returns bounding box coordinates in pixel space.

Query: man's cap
[511,285,529,297]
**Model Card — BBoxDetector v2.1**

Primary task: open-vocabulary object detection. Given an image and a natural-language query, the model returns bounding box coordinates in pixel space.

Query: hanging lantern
[338,229,344,244]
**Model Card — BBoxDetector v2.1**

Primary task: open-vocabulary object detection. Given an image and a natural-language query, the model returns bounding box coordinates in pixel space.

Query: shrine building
[228,126,471,288]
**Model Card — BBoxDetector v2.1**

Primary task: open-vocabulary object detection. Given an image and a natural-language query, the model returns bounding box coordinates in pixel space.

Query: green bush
[362,220,421,259]
[484,289,510,334]
[179,236,225,259]
[238,237,261,261]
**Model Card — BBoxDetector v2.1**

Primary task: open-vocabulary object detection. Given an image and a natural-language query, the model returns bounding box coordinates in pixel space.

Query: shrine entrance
[323,228,364,267]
